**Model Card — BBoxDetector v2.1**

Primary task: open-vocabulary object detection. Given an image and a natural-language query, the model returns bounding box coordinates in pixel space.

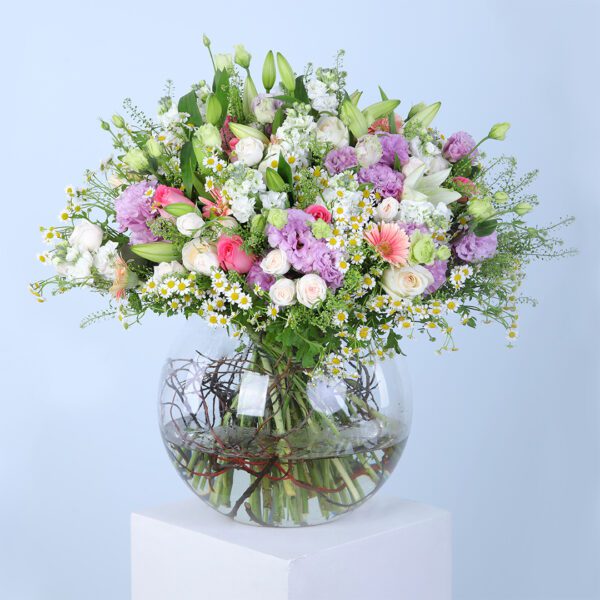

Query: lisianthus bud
[206,94,222,126]
[145,137,162,158]
[214,53,233,71]
[494,191,509,204]
[262,51,276,93]
[195,123,222,148]
[112,114,125,128]
[488,122,510,141]
[202,34,211,48]
[251,214,267,235]
[276,52,295,92]
[467,197,495,221]
[123,148,150,172]
[437,245,451,260]
[234,44,251,69]
[514,202,533,216]
[409,232,436,265]
[267,208,288,229]
[311,219,332,239]
[100,120,111,131]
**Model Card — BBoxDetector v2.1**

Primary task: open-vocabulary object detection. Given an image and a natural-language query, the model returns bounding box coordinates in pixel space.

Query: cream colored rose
[296,273,327,308]
[176,213,204,237]
[269,278,296,306]
[316,116,349,149]
[375,197,400,222]
[235,137,264,167]
[260,249,290,276]
[181,239,219,275]
[382,265,434,299]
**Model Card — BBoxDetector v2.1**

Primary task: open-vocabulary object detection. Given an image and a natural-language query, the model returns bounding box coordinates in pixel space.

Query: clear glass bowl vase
[158,323,412,527]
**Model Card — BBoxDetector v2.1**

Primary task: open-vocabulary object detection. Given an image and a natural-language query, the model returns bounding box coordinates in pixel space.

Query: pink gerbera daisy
[364,223,410,265]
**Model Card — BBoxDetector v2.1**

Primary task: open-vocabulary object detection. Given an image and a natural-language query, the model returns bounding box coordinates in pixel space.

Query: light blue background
[2,0,598,598]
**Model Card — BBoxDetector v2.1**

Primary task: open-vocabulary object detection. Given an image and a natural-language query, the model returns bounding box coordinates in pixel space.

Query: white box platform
[131,495,451,600]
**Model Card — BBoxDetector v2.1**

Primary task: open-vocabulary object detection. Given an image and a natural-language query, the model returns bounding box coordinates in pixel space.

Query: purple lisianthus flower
[397,222,429,237]
[115,181,158,244]
[358,164,405,198]
[453,231,498,262]
[324,146,358,175]
[424,260,448,295]
[266,209,318,272]
[311,243,344,289]
[442,131,478,163]
[378,133,409,167]
[246,263,275,291]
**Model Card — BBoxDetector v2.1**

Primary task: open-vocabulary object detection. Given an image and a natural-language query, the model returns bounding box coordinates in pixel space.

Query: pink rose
[154,185,195,219]
[305,204,332,223]
[216,235,255,273]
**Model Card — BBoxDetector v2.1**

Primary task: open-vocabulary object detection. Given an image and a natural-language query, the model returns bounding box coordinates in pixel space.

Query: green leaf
[277,152,293,185]
[163,202,195,217]
[379,86,397,133]
[393,152,402,172]
[177,90,203,127]
[472,218,498,237]
[349,90,362,105]
[362,99,401,126]
[130,242,180,263]
[180,141,197,196]
[212,69,230,126]
[294,75,309,104]
[272,94,298,106]
[271,107,284,134]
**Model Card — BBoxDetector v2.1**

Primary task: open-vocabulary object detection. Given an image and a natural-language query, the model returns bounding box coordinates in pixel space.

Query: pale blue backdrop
[2,0,599,598]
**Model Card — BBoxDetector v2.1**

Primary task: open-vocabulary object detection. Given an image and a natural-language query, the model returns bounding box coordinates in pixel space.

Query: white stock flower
[230,196,256,223]
[69,220,103,252]
[235,137,264,167]
[182,240,219,275]
[176,212,204,237]
[316,116,349,148]
[382,265,434,299]
[260,249,291,276]
[296,273,327,308]
[312,94,338,113]
[306,79,328,99]
[269,278,296,306]
[259,191,287,209]
[375,197,400,222]
[355,135,383,168]
[94,241,119,279]
[153,261,185,280]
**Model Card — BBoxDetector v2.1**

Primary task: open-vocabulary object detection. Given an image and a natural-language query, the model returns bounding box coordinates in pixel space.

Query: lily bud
[202,34,211,48]
[340,98,368,139]
[514,202,533,216]
[262,51,276,92]
[205,94,222,126]
[406,101,441,128]
[145,137,162,159]
[265,168,287,193]
[243,75,258,120]
[112,114,125,129]
[488,122,511,141]
[234,44,251,69]
[407,102,426,120]
[276,52,295,92]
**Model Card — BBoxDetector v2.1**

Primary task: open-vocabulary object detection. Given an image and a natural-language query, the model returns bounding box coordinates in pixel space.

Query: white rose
[261,249,291,276]
[94,241,119,279]
[269,278,297,306]
[253,96,279,124]
[316,116,348,149]
[182,240,219,275]
[235,137,264,167]
[296,273,327,308]
[382,265,434,299]
[355,135,383,168]
[312,94,338,113]
[176,212,204,237]
[154,260,185,280]
[69,220,103,252]
[306,79,328,99]
[230,195,256,224]
[375,197,400,222]
[259,191,287,209]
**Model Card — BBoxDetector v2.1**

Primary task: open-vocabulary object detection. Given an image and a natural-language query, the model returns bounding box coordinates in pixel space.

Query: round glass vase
[158,323,412,527]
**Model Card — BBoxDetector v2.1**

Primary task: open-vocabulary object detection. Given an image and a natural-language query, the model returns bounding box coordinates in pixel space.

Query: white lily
[401,165,461,206]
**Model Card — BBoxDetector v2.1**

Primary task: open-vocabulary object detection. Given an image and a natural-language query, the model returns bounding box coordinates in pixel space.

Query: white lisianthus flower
[316,116,349,148]
[235,137,264,167]
[181,240,219,275]
[214,53,233,71]
[261,249,291,276]
[230,195,256,223]
[306,79,328,99]
[61,247,94,279]
[94,241,119,279]
[375,197,400,222]
[259,191,287,209]
[253,96,280,124]
[195,123,222,148]
[382,265,434,299]
[153,261,185,280]
[269,278,297,306]
[312,94,338,113]
[355,135,383,168]
[296,273,327,308]
[397,199,433,224]
[69,220,103,252]
[176,212,204,237]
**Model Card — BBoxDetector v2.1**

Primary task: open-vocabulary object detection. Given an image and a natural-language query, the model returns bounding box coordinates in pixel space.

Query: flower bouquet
[32,40,572,526]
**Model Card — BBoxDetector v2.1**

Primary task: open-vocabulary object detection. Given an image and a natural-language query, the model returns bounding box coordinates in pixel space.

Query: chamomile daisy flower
[58,208,71,222]
[332,310,348,327]
[163,278,177,294]
[237,293,252,310]
[362,274,376,289]
[267,304,279,319]
[445,299,458,312]
[169,299,181,311]
[37,253,49,264]
[206,312,220,328]
[64,185,75,197]
[356,326,372,342]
